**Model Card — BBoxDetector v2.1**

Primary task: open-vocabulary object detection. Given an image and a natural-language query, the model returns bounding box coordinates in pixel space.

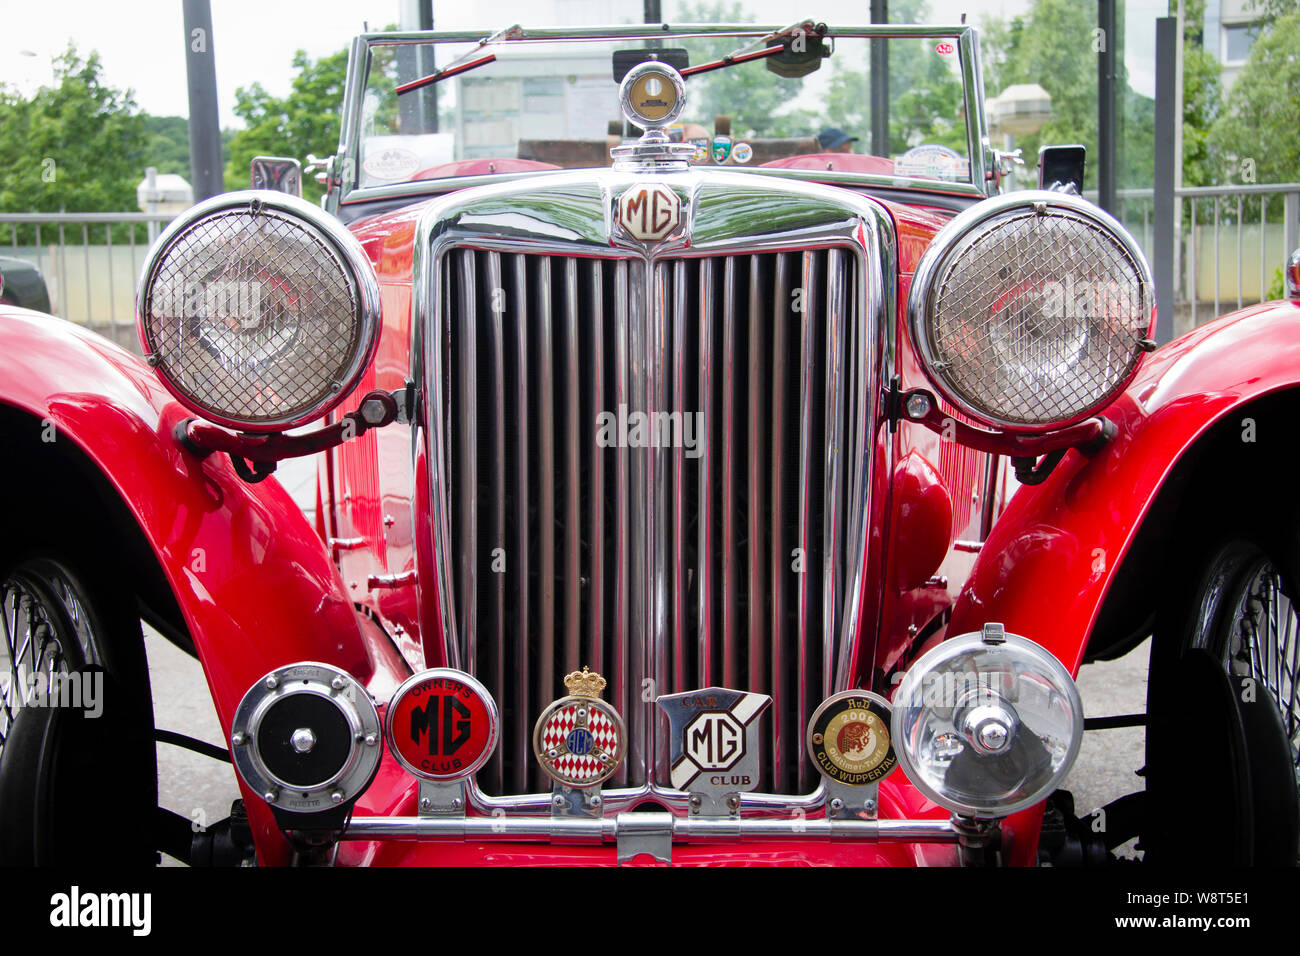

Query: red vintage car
[2,22,1298,867]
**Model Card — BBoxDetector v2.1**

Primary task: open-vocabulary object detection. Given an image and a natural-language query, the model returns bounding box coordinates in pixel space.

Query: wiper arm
[681,20,820,77]
[395,24,523,95]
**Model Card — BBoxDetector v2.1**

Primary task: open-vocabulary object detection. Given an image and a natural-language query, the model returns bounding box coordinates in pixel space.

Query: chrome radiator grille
[438,246,868,797]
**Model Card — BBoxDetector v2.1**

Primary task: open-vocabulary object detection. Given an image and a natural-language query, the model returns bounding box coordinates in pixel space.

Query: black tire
[0,553,157,865]
[1147,500,1300,865]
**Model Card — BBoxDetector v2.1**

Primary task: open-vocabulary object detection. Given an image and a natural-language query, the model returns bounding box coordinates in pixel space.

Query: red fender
[949,299,1300,670]
[944,300,1300,863]
[0,306,409,863]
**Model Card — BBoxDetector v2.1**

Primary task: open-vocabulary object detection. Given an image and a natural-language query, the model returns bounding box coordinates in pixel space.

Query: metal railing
[1088,183,1300,330]
[0,212,175,351]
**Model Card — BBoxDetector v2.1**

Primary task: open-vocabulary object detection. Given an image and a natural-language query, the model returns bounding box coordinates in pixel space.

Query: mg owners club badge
[534,667,627,787]
[806,690,897,786]
[386,669,499,781]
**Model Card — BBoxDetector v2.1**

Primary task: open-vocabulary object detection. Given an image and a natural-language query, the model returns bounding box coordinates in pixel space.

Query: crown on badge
[563,667,607,699]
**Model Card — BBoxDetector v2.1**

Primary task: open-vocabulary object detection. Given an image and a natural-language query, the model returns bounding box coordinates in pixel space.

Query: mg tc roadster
[2,22,1298,867]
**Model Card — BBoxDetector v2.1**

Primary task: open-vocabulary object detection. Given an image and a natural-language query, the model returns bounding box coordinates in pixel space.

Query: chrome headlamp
[891,624,1083,818]
[907,191,1154,431]
[136,191,381,432]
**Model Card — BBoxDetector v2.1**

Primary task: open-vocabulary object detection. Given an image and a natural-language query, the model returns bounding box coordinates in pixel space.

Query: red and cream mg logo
[617,182,682,242]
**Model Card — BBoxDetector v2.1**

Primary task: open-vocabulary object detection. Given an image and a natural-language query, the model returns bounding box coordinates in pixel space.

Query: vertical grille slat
[746,255,767,704]
[485,250,506,794]
[721,257,740,689]
[442,245,866,798]
[537,257,556,717]
[455,251,478,678]
[697,258,716,687]
[588,260,606,676]
[509,253,530,794]
[823,249,848,699]
[769,252,792,788]
[612,259,631,788]
[563,259,581,674]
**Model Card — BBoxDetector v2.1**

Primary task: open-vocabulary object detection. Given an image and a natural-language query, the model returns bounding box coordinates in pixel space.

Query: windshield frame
[330,23,992,213]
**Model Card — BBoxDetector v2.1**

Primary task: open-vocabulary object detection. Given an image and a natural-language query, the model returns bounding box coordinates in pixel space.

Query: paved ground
[149,453,1149,863]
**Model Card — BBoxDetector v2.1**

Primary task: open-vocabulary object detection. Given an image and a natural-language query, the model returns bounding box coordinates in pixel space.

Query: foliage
[223,47,351,202]
[672,0,808,138]
[1209,11,1300,186]
[0,44,147,223]
[1181,0,1224,188]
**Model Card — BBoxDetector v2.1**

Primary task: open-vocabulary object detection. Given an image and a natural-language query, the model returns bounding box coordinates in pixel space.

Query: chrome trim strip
[648,262,670,782]
[796,250,820,726]
[537,256,556,707]
[628,257,648,785]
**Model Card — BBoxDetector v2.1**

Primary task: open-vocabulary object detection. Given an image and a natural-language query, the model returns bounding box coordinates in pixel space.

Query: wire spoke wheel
[0,556,156,865]
[1221,560,1300,786]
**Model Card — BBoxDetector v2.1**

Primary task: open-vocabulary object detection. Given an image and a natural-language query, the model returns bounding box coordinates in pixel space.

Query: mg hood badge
[616,182,683,242]
[533,667,627,788]
[656,687,770,813]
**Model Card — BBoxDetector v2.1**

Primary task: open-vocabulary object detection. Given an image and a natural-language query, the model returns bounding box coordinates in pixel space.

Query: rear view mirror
[1038,144,1085,193]
[250,156,303,196]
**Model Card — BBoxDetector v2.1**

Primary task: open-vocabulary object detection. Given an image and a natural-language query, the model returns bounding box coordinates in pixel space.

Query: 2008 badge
[806,690,897,786]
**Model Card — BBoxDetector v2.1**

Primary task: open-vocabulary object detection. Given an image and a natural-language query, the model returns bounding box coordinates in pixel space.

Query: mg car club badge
[533,667,627,787]
[656,687,770,801]
[386,669,499,781]
[806,691,897,786]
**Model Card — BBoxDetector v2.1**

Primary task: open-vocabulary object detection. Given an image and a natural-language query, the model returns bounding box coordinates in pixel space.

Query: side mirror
[250,156,302,196]
[1286,248,1300,300]
[1038,144,1085,193]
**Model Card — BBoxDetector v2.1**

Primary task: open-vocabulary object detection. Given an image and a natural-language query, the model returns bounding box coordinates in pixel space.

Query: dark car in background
[0,255,51,313]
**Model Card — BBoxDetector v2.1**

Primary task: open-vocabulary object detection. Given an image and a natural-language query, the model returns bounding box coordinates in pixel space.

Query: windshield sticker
[362,146,422,182]
[894,144,970,182]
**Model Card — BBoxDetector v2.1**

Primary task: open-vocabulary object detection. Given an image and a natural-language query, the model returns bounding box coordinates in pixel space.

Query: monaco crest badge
[616,182,682,242]
[533,667,627,788]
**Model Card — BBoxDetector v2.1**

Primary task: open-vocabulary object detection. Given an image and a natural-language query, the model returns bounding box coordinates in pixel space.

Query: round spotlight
[230,662,382,814]
[136,191,381,432]
[890,624,1083,818]
[907,190,1154,431]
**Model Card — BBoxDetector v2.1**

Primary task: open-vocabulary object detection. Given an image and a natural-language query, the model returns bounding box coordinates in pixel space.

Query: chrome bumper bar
[342,812,959,845]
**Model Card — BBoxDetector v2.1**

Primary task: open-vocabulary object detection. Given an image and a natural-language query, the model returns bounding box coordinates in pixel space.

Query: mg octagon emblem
[683,711,744,772]
[616,182,682,242]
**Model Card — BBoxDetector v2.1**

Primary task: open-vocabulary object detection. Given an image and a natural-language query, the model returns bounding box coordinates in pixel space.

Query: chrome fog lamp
[136,190,380,432]
[907,190,1154,431]
[891,624,1083,818]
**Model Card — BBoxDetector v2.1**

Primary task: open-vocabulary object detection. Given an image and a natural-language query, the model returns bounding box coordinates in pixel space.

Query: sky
[0,0,1163,129]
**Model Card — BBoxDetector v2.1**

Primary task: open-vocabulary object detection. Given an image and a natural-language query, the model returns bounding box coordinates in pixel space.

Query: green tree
[1181,0,1223,188]
[672,1,809,138]
[0,44,147,229]
[1209,10,1300,185]
[223,47,350,202]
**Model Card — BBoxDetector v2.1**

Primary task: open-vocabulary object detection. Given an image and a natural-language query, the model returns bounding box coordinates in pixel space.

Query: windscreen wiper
[395,24,522,95]
[680,20,824,77]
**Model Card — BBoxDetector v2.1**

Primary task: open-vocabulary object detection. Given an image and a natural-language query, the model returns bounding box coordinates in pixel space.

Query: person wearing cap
[817,128,859,154]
